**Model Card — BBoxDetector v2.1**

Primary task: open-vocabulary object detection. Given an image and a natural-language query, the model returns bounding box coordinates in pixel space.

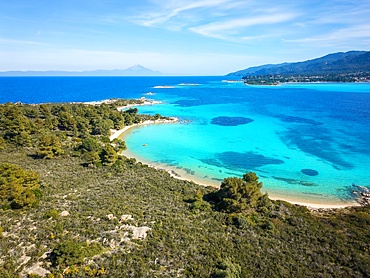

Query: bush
[51,240,103,267]
[215,172,264,213]
[0,137,6,150]
[36,133,64,159]
[212,258,242,278]
[0,163,41,209]
[44,209,59,219]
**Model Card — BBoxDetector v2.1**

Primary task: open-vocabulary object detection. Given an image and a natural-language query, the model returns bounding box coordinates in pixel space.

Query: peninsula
[227,50,370,85]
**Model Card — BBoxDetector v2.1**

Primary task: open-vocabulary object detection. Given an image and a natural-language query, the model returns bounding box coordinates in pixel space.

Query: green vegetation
[0,100,369,277]
[0,163,41,209]
[243,72,370,85]
[228,51,370,84]
[229,50,370,83]
[212,172,267,213]
[51,240,104,267]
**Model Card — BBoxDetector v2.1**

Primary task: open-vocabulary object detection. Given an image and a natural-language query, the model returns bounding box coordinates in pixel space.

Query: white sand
[109,118,178,141]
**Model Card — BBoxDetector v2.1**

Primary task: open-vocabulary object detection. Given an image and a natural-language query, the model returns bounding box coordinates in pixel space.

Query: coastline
[116,99,163,111]
[111,124,360,210]
[109,117,179,141]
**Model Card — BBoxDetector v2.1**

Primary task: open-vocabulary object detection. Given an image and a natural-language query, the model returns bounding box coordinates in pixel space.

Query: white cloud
[190,13,297,40]
[284,24,370,47]
[0,38,48,46]
[129,0,233,27]
[126,0,301,42]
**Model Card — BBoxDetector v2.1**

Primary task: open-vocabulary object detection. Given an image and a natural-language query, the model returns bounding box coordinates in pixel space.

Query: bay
[1,76,369,205]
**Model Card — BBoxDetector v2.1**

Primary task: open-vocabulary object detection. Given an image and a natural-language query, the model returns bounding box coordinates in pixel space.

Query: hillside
[0,100,370,277]
[228,51,370,77]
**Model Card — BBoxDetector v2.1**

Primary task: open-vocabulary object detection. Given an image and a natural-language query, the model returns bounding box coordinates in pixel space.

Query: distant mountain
[227,51,370,77]
[0,64,162,76]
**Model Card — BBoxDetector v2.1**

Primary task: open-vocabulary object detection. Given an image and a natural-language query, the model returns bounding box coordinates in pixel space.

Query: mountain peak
[123,64,162,75]
[127,64,147,71]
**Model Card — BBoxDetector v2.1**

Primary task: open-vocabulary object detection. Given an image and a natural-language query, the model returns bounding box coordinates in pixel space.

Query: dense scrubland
[0,100,369,277]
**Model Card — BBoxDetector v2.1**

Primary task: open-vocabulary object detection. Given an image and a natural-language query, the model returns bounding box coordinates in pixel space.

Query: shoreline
[110,124,360,210]
[109,117,179,141]
[116,99,163,111]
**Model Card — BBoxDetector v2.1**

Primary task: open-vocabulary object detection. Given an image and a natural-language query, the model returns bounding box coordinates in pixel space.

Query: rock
[120,214,134,222]
[131,226,151,239]
[40,251,50,260]
[106,214,116,221]
[22,262,51,278]
[109,239,116,249]
[60,210,69,217]
[17,255,31,270]
[120,225,151,239]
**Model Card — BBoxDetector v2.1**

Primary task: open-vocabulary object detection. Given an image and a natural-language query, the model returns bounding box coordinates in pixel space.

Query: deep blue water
[1,77,370,205]
[0,76,220,103]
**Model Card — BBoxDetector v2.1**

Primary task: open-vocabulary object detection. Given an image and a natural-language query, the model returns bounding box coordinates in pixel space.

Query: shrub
[215,172,264,213]
[44,209,59,219]
[51,240,103,267]
[0,163,41,209]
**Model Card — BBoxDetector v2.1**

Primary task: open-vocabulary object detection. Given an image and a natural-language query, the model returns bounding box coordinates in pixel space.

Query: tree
[44,116,58,130]
[75,116,90,137]
[36,133,64,159]
[109,112,125,129]
[39,103,51,118]
[0,163,41,209]
[125,108,138,115]
[91,119,113,136]
[58,111,77,131]
[81,151,101,167]
[80,137,100,153]
[212,258,242,278]
[100,145,117,165]
[111,138,127,152]
[215,172,264,213]
[0,104,33,146]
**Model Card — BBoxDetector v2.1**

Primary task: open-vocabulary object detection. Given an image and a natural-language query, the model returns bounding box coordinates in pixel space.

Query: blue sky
[1,0,370,75]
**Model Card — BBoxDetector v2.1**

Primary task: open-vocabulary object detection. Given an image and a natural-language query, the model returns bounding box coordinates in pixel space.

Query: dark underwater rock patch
[273,176,318,186]
[279,115,323,126]
[301,169,319,176]
[278,126,354,169]
[201,151,284,172]
[211,116,254,126]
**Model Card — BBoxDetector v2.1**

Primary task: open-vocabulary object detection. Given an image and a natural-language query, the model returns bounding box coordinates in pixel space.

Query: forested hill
[227,51,370,77]
[1,100,370,277]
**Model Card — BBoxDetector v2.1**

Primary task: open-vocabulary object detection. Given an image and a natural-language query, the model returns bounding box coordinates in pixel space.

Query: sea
[1,76,370,205]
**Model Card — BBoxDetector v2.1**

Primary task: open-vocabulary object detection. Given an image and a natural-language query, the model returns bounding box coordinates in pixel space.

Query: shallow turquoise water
[124,80,370,205]
[2,76,368,205]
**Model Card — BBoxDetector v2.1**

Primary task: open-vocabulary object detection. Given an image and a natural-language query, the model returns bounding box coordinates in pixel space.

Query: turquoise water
[1,76,369,205]
[123,80,370,205]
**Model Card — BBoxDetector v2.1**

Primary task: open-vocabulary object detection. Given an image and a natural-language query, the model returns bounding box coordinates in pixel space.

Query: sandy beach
[109,117,179,141]
[110,122,360,210]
